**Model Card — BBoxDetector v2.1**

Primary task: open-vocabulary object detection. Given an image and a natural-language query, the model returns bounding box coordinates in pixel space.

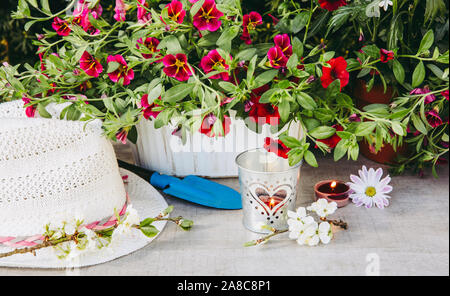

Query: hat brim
[0,169,168,269]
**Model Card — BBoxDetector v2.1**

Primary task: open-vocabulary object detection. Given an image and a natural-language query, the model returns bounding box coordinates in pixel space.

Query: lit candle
[269,198,275,210]
[314,180,351,208]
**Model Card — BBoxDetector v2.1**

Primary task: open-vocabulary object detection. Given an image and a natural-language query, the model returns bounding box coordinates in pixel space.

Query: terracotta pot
[360,140,408,165]
[354,79,395,108]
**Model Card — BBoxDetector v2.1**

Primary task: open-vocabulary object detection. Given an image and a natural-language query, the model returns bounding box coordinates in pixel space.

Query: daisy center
[365,186,377,197]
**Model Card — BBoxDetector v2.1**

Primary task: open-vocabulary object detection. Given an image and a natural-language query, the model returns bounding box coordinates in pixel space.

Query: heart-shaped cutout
[249,184,292,215]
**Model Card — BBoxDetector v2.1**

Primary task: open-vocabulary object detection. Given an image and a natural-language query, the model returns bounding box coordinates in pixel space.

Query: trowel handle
[117,159,178,190]
[117,159,156,182]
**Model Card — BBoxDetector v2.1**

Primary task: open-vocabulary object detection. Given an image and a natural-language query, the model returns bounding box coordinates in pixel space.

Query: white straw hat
[0,101,168,268]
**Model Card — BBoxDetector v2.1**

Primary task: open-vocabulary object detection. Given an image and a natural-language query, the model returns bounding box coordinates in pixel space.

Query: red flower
[248,95,280,126]
[318,0,347,11]
[200,49,230,81]
[426,110,443,128]
[137,37,161,60]
[79,51,103,77]
[165,0,186,24]
[107,55,135,86]
[162,54,193,82]
[267,46,288,69]
[264,137,290,159]
[140,94,161,120]
[22,96,36,118]
[199,114,231,137]
[241,12,262,45]
[116,129,128,144]
[321,57,349,91]
[317,125,344,149]
[380,48,394,63]
[193,0,224,32]
[410,87,436,104]
[442,90,449,101]
[52,17,71,36]
[114,0,126,22]
[137,0,152,24]
[274,34,293,58]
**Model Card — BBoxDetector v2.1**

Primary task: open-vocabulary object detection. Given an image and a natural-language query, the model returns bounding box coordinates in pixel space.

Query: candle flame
[331,181,337,189]
[270,198,275,209]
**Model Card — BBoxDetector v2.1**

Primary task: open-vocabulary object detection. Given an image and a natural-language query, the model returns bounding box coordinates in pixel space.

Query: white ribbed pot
[132,116,303,178]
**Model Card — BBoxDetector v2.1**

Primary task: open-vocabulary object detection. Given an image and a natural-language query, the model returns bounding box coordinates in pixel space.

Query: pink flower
[52,17,71,36]
[348,166,393,209]
[193,0,224,32]
[241,12,262,45]
[162,54,193,82]
[274,34,293,58]
[137,0,152,24]
[426,110,443,128]
[165,0,186,24]
[116,129,128,144]
[79,51,103,77]
[22,96,36,118]
[199,114,231,137]
[137,37,161,60]
[267,46,288,69]
[200,49,230,81]
[380,48,394,63]
[410,87,436,104]
[107,55,135,85]
[441,90,449,101]
[114,0,126,22]
[140,94,161,119]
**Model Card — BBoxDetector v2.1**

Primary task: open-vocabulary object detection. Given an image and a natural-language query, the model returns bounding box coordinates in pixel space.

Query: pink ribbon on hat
[0,194,130,249]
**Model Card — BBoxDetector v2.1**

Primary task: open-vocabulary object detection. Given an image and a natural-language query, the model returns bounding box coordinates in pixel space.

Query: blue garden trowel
[118,160,242,210]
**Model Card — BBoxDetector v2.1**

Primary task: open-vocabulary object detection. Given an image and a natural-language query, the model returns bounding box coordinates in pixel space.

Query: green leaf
[190,0,205,16]
[107,61,120,74]
[140,218,156,227]
[309,126,336,139]
[334,140,348,161]
[37,104,51,119]
[163,84,195,103]
[291,12,309,34]
[140,225,159,238]
[216,26,240,51]
[411,113,428,135]
[279,134,302,148]
[355,122,377,136]
[278,99,290,122]
[304,151,318,167]
[412,61,425,88]
[254,70,279,88]
[392,59,405,84]
[292,37,304,59]
[296,92,317,110]
[417,30,434,55]
[391,121,404,136]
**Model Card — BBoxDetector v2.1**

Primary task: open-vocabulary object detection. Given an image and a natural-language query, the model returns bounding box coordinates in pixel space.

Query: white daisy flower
[307,198,338,218]
[347,166,393,209]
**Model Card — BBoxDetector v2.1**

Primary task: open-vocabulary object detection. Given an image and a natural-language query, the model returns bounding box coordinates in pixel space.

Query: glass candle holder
[236,148,302,234]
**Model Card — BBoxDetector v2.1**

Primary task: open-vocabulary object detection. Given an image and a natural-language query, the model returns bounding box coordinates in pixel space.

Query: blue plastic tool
[118,160,242,210]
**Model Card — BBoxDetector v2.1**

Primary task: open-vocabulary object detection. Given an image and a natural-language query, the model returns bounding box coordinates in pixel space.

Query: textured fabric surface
[0,116,127,236]
[0,169,168,268]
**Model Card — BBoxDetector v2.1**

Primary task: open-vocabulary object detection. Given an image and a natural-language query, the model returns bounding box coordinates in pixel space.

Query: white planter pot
[133,117,303,178]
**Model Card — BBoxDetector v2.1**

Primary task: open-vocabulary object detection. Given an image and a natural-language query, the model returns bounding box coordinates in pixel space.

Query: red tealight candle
[314,180,351,208]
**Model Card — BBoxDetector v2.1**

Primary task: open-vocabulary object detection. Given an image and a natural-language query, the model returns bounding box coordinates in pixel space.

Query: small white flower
[287,207,316,240]
[296,221,318,246]
[123,205,141,228]
[307,199,337,218]
[366,1,381,17]
[79,227,98,251]
[348,166,393,209]
[379,0,393,11]
[318,222,333,244]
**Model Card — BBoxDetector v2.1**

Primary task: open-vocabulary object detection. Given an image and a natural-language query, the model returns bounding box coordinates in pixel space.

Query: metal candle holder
[236,148,302,234]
